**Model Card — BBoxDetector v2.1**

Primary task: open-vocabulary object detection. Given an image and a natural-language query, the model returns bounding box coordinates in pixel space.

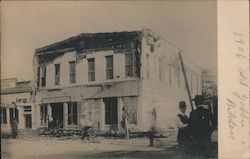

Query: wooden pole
[178,51,194,110]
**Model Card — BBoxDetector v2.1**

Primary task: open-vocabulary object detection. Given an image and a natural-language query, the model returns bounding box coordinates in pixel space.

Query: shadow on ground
[35,143,217,159]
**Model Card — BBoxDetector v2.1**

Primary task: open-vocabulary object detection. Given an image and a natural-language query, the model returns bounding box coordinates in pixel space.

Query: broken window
[0,108,7,124]
[9,108,19,123]
[55,64,60,85]
[125,52,134,77]
[68,102,77,125]
[40,105,48,126]
[41,66,46,87]
[69,61,76,84]
[105,55,114,80]
[122,97,137,124]
[88,58,95,81]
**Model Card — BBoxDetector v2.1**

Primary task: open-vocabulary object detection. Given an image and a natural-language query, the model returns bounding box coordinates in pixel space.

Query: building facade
[33,29,202,132]
[1,79,35,133]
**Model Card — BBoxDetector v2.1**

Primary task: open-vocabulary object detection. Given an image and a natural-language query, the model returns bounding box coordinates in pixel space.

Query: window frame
[0,108,7,124]
[125,52,134,77]
[105,55,114,80]
[41,66,46,87]
[69,61,76,84]
[68,102,78,125]
[54,64,60,85]
[88,58,95,82]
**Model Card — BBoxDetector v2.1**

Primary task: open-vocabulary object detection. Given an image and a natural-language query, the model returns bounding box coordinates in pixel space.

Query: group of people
[176,95,215,156]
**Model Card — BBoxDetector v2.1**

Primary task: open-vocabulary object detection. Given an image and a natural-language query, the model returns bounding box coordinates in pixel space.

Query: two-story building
[33,28,202,132]
[1,78,35,133]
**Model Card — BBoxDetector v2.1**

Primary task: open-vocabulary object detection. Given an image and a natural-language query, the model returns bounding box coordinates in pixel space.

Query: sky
[1,1,217,81]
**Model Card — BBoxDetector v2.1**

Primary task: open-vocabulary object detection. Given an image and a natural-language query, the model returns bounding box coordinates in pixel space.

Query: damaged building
[1,78,34,133]
[33,28,202,133]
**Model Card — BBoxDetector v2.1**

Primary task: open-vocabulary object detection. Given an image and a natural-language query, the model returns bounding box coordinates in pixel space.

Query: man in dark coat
[189,95,213,156]
[176,101,190,149]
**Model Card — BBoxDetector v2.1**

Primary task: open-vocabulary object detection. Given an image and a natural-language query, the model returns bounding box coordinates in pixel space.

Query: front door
[51,103,64,128]
[103,97,118,125]
[25,114,32,128]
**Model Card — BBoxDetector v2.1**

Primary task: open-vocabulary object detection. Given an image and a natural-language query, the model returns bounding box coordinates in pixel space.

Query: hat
[179,101,186,108]
[192,95,205,102]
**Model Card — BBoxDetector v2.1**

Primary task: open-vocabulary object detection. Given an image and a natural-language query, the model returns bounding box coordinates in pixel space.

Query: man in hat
[189,95,213,156]
[176,101,190,150]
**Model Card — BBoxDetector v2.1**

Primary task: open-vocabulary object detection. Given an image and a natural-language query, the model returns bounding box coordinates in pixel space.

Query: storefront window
[68,102,77,125]
[0,108,7,124]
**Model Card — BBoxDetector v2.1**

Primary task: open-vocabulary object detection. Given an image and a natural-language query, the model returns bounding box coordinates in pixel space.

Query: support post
[178,51,194,110]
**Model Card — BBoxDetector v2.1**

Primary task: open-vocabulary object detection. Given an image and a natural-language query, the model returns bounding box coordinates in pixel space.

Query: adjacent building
[33,28,202,133]
[1,78,34,133]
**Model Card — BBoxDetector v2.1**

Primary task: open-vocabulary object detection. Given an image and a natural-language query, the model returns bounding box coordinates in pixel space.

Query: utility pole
[178,51,194,111]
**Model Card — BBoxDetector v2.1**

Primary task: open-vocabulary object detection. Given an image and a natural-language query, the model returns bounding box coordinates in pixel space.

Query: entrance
[25,114,32,128]
[51,103,64,128]
[103,97,118,125]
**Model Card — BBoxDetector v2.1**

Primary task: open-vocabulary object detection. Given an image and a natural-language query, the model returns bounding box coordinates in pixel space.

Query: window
[55,64,60,85]
[23,106,32,112]
[40,105,48,126]
[69,61,76,83]
[104,98,118,125]
[10,108,19,123]
[68,102,77,125]
[0,108,7,124]
[125,53,134,77]
[88,58,95,81]
[41,66,46,87]
[37,66,40,87]
[106,55,114,79]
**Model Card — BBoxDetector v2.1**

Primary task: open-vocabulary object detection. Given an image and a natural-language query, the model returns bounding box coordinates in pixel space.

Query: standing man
[148,107,157,146]
[189,95,213,156]
[176,101,190,150]
[122,107,129,139]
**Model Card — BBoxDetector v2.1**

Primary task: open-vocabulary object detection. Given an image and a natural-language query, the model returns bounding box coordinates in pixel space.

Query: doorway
[51,103,64,128]
[25,114,32,128]
[103,97,118,125]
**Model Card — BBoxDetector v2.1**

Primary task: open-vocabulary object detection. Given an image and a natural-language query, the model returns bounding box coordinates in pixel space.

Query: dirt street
[1,137,217,159]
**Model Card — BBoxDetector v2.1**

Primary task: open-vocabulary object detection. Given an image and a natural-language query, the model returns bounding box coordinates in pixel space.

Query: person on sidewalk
[148,107,157,146]
[176,101,190,150]
[122,107,129,139]
[189,95,213,157]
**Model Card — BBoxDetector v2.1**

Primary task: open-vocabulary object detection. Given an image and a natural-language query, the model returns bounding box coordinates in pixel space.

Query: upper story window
[69,61,76,84]
[41,66,46,87]
[88,58,95,82]
[125,52,134,77]
[55,64,60,85]
[37,66,40,87]
[105,55,114,80]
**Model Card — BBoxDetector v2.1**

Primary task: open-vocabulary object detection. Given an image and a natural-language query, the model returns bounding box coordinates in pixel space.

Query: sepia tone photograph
[1,1,219,159]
